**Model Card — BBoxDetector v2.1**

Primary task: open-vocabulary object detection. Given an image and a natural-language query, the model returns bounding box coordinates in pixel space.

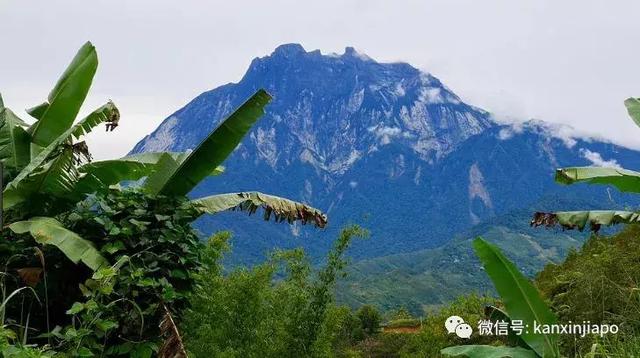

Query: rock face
[131,44,640,265]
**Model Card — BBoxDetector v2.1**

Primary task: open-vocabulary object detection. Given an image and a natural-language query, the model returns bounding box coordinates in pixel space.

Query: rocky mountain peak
[134,44,494,173]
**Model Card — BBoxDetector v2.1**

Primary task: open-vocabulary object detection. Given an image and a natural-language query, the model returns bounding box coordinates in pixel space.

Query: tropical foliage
[0,42,328,355]
[442,238,559,358]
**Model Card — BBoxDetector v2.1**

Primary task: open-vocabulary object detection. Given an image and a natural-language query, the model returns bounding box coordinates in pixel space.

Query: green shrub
[536,225,640,356]
[1,189,205,356]
[183,225,367,358]
[356,305,382,335]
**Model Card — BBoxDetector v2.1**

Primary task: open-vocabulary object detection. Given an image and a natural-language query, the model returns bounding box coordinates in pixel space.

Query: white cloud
[580,149,622,169]
[2,0,640,158]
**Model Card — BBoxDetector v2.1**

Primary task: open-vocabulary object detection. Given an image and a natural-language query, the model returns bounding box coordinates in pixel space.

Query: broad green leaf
[555,166,640,193]
[0,107,31,174]
[193,191,328,228]
[155,89,271,196]
[624,97,640,128]
[441,345,537,358]
[9,217,108,271]
[30,42,98,146]
[473,238,559,357]
[122,152,224,174]
[71,151,224,198]
[3,102,120,209]
[143,153,181,195]
[71,159,155,198]
[26,102,48,120]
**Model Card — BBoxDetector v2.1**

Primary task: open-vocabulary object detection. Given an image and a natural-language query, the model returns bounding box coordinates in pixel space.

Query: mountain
[336,194,616,314]
[131,44,640,308]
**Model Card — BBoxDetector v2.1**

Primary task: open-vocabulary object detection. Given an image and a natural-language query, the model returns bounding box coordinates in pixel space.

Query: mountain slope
[131,44,640,268]
[335,195,615,314]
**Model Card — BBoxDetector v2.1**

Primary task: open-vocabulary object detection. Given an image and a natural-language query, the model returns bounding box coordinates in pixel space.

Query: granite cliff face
[132,44,640,265]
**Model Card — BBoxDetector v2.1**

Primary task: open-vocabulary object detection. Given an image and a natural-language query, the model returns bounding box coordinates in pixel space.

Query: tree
[356,305,381,335]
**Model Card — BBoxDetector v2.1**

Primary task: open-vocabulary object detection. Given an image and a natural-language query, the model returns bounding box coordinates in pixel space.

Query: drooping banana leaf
[441,345,537,358]
[149,89,271,196]
[0,106,31,175]
[473,238,559,358]
[9,217,108,271]
[192,191,328,228]
[555,166,640,193]
[625,97,640,128]
[531,210,640,231]
[4,102,119,209]
[29,42,98,147]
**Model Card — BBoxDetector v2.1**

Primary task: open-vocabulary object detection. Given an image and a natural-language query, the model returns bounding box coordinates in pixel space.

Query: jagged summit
[271,43,306,57]
[135,44,493,168]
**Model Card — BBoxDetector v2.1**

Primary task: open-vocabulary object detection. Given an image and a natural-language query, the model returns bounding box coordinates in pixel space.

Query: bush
[183,225,367,358]
[356,305,382,335]
[1,189,205,356]
[536,224,640,356]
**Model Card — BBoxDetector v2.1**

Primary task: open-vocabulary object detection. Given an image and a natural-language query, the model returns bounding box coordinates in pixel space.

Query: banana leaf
[532,210,640,231]
[441,345,537,358]
[4,102,119,209]
[143,153,181,195]
[0,106,30,175]
[152,89,271,196]
[192,191,328,228]
[625,97,640,128]
[473,238,559,357]
[123,152,224,176]
[29,42,98,147]
[9,217,108,271]
[555,166,640,193]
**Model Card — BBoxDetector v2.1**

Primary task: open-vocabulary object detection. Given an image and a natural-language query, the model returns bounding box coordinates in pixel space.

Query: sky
[1,0,640,160]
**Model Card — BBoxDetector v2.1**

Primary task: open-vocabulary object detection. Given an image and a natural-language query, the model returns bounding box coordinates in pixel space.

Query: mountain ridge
[131,44,640,270]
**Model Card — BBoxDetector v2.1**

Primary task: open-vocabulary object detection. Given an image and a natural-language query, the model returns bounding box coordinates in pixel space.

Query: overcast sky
[2,0,639,160]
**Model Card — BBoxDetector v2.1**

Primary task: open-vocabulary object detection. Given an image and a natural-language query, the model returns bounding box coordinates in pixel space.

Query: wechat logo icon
[445,315,473,339]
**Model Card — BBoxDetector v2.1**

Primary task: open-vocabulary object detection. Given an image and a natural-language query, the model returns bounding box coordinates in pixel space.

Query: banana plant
[530,97,640,231]
[2,42,327,272]
[441,238,560,358]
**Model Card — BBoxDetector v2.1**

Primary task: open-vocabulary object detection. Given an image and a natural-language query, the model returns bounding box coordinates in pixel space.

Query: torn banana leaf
[555,166,640,193]
[531,210,640,231]
[192,191,328,228]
